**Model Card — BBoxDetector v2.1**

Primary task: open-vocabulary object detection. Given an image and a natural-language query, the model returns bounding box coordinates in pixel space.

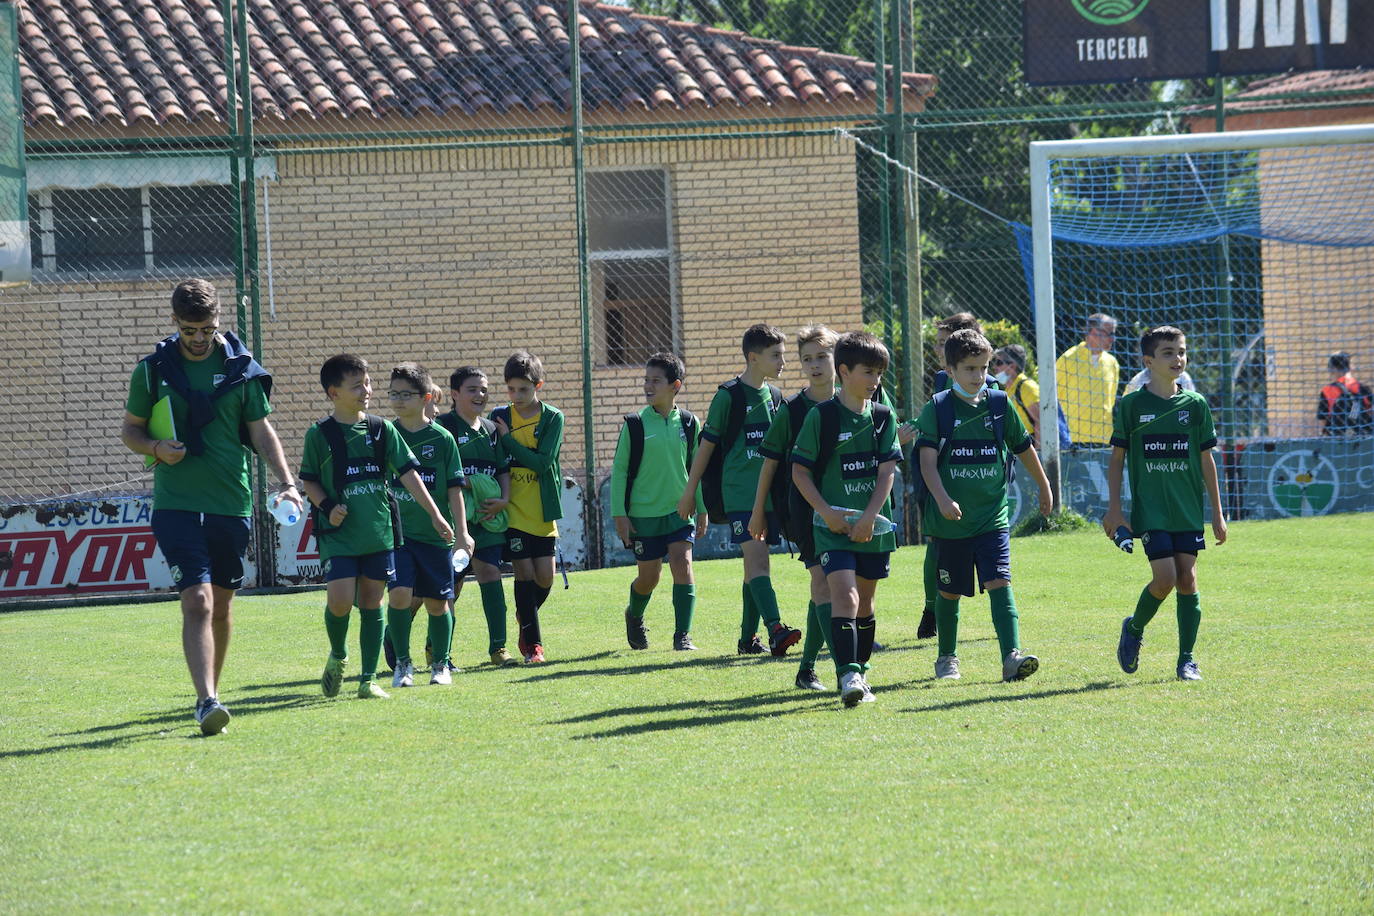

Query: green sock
[1129,586,1166,635]
[740,582,760,641]
[747,576,782,629]
[358,607,384,681]
[428,611,453,668]
[324,608,350,659]
[799,601,823,668]
[1176,592,1201,664]
[479,581,507,652]
[672,584,695,633]
[627,583,652,618]
[988,586,1020,658]
[935,594,960,657]
[814,603,833,655]
[444,608,455,660]
[923,545,939,610]
[386,605,413,663]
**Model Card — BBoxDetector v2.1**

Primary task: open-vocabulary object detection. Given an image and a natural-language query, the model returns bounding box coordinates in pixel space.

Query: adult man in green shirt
[120,279,299,736]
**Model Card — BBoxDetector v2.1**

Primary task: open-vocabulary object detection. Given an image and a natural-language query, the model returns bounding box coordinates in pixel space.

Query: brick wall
[0,130,863,504]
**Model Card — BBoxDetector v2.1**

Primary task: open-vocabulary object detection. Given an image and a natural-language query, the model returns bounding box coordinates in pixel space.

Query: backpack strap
[719,379,746,452]
[785,391,812,454]
[933,369,949,392]
[809,400,842,478]
[366,413,404,543]
[477,416,497,436]
[623,412,645,512]
[679,408,699,470]
[319,416,350,498]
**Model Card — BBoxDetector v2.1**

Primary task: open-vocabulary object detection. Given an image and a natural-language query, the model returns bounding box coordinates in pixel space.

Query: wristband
[319,497,339,515]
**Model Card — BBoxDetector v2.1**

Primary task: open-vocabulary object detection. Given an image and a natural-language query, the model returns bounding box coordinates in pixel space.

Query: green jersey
[299,417,419,563]
[703,379,778,513]
[791,398,901,555]
[390,422,464,548]
[124,347,271,517]
[1111,387,1217,532]
[610,405,703,536]
[439,411,510,551]
[760,385,901,463]
[915,392,1030,540]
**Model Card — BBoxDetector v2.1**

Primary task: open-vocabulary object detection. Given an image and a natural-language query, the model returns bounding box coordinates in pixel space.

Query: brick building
[2,0,933,505]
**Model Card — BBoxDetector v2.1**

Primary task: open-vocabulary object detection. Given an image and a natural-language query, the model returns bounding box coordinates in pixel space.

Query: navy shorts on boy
[323,550,395,583]
[1141,529,1206,561]
[505,528,556,560]
[934,529,1010,597]
[819,548,891,580]
[391,539,455,601]
[468,543,505,570]
[631,525,694,562]
[795,525,820,569]
[727,510,780,546]
[151,510,252,592]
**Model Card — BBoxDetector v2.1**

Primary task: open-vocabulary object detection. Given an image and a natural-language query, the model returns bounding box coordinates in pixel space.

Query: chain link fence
[1,0,1369,593]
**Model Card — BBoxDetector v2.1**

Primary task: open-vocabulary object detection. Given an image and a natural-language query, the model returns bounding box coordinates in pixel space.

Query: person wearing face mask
[994,346,1039,448]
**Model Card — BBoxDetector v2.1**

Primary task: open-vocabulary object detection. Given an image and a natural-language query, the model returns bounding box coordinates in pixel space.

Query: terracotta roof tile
[1225,68,1374,109]
[16,0,936,128]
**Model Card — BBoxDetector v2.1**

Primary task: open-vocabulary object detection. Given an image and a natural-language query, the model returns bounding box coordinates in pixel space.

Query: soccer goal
[1027,123,1374,519]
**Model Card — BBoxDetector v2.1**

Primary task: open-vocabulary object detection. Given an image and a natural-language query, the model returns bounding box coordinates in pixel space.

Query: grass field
[2,515,1372,913]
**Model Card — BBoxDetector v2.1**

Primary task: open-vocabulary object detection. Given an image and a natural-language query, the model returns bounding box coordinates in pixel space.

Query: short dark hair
[171,279,220,322]
[1140,326,1185,358]
[944,329,993,368]
[390,361,431,393]
[504,350,544,384]
[834,331,889,374]
[450,366,487,390]
[1329,352,1351,372]
[741,323,786,355]
[320,353,368,393]
[997,344,1027,372]
[646,351,685,383]
[936,312,982,335]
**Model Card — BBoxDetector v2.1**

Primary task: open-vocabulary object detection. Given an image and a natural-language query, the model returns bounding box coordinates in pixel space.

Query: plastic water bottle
[1112,525,1134,553]
[452,548,471,573]
[813,506,896,535]
[269,493,301,527]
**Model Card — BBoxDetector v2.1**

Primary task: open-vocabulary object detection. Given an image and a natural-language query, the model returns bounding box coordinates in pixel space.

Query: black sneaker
[737,635,765,655]
[673,631,697,651]
[768,622,802,657]
[794,667,825,691]
[917,606,937,639]
[625,609,649,650]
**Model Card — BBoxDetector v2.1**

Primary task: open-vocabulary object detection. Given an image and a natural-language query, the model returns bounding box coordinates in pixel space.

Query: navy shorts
[934,529,1011,597]
[466,543,506,571]
[1141,530,1205,561]
[631,525,694,562]
[504,528,556,560]
[390,540,455,601]
[151,510,252,593]
[323,550,395,583]
[819,548,891,580]
[727,511,781,547]
[795,525,820,569]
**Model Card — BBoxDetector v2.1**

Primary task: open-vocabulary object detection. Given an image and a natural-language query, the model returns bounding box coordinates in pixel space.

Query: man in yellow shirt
[1055,313,1119,446]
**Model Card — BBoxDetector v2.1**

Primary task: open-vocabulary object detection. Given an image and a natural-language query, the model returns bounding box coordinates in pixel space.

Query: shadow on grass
[10,693,333,758]
[896,679,1134,714]
[567,689,837,739]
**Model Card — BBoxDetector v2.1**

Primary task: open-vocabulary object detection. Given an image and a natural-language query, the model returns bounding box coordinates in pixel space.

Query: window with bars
[587,169,676,367]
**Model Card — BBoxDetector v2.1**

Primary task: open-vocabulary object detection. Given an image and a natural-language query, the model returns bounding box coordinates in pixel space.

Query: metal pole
[896,0,921,415]
[219,0,243,330]
[231,0,274,585]
[1213,76,1237,516]
[871,1,895,351]
[1029,143,1061,506]
[887,0,908,399]
[569,0,598,568]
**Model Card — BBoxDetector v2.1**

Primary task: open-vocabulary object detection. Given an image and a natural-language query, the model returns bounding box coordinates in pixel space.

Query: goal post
[1029,122,1374,513]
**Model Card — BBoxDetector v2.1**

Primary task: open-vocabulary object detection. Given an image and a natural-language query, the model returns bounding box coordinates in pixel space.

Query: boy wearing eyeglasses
[383,362,474,688]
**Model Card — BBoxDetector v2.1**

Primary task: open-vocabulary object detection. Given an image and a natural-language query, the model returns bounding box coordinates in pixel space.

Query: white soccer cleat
[430,664,452,686]
[391,660,415,688]
[839,671,865,707]
[935,654,961,680]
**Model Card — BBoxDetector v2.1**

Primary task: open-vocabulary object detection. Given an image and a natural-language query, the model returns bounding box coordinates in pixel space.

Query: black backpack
[771,391,821,542]
[913,389,1014,508]
[436,411,496,444]
[787,399,893,542]
[313,414,402,542]
[622,409,699,511]
[700,379,782,524]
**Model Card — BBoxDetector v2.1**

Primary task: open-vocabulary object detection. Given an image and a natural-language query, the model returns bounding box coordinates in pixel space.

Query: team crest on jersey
[1178,410,1190,427]
[421,444,435,459]
[213,374,225,387]
[984,417,993,429]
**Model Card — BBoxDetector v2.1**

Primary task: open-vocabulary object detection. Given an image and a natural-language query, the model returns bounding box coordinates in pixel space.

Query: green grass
[3,516,1372,913]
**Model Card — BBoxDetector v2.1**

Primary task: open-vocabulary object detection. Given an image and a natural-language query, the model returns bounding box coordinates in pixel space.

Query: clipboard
[144,395,176,468]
